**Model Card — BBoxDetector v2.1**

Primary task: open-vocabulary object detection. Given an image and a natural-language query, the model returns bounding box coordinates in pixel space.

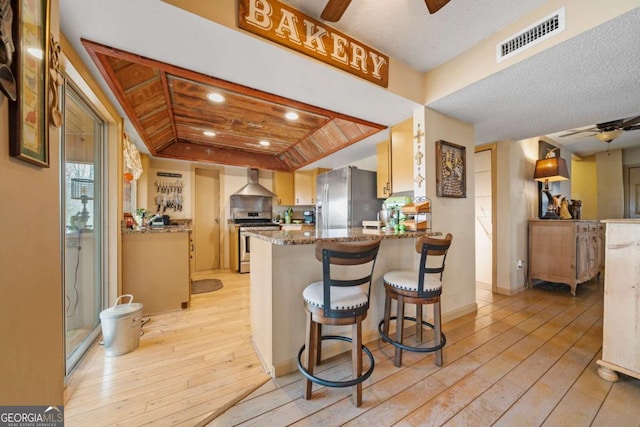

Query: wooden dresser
[528,220,604,296]
[597,220,640,382]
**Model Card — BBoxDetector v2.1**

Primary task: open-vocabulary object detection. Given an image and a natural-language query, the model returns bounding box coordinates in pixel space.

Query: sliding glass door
[62,82,105,373]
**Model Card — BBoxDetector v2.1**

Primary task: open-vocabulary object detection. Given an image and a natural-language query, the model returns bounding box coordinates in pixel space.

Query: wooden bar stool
[378,233,453,367]
[297,238,381,407]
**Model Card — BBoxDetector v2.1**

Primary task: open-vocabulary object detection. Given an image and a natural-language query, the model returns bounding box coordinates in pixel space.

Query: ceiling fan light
[207,92,225,103]
[595,129,622,143]
[203,131,216,137]
[259,140,270,146]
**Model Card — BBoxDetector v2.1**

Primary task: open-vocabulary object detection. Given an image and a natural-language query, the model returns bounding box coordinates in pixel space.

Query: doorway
[62,82,106,373]
[474,145,496,296]
[626,165,640,218]
[194,169,221,271]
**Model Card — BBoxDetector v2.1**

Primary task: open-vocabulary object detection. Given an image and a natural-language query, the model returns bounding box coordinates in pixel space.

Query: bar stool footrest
[297,335,375,388]
[378,317,446,353]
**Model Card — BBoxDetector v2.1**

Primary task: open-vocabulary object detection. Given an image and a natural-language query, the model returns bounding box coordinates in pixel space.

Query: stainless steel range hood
[232,168,277,197]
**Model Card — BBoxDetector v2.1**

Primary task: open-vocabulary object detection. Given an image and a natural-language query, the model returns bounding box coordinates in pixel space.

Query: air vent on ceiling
[497,7,566,63]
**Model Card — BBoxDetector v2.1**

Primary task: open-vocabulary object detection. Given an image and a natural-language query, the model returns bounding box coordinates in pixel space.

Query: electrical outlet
[517,259,524,269]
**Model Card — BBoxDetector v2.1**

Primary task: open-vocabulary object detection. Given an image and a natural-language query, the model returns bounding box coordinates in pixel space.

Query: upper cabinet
[273,171,294,205]
[294,168,330,205]
[376,140,391,198]
[391,118,414,194]
[377,118,414,197]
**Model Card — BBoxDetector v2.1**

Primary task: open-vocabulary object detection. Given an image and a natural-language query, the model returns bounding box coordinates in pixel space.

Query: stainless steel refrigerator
[316,166,381,231]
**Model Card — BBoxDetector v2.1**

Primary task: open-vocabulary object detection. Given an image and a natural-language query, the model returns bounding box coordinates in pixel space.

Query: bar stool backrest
[415,233,453,298]
[315,239,382,318]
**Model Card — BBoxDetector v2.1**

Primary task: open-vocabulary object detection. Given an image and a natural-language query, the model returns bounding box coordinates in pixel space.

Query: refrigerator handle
[323,183,329,229]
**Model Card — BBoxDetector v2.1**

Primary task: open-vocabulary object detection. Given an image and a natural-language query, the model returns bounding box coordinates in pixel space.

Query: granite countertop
[246,227,441,245]
[122,225,191,234]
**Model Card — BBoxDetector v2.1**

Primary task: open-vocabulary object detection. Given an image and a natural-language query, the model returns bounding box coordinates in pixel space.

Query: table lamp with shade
[533,152,570,219]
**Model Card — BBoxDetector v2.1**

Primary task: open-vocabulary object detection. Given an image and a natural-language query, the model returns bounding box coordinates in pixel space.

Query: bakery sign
[238,0,389,88]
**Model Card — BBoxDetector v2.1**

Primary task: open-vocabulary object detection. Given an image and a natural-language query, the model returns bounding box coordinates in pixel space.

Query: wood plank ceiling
[82,39,386,171]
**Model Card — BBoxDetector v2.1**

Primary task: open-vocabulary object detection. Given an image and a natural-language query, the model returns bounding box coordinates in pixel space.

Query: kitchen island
[247,227,441,377]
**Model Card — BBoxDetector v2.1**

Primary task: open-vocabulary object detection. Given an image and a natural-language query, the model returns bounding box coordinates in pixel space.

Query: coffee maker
[303,210,315,224]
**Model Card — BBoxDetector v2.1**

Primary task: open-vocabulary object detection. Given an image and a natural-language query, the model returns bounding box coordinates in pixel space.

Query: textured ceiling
[60,0,640,168]
[429,7,640,156]
[283,0,548,72]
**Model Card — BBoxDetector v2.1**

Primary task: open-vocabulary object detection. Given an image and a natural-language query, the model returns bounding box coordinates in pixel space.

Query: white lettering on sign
[243,0,272,30]
[331,33,349,64]
[238,0,389,87]
[303,20,328,55]
[275,10,301,44]
[370,52,387,79]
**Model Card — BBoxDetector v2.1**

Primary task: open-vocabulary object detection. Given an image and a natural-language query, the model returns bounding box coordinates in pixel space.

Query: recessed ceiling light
[285,111,299,120]
[203,131,216,137]
[207,92,225,103]
[259,140,270,146]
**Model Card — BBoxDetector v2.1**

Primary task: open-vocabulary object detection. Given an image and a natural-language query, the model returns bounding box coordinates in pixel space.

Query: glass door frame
[61,79,109,374]
[60,36,124,380]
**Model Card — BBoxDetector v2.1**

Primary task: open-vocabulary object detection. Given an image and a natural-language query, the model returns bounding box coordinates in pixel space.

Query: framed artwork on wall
[436,139,466,198]
[8,0,51,167]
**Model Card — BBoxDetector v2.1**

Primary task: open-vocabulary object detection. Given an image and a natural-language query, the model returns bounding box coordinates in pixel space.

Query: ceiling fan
[559,115,640,143]
[320,0,450,22]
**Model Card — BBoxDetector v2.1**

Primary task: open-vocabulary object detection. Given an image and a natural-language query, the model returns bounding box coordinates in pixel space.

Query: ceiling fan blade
[559,127,598,137]
[320,0,352,22]
[623,124,640,132]
[424,0,451,14]
[620,115,640,130]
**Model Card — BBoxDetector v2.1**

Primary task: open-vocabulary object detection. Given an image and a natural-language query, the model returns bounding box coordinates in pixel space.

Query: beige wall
[422,108,477,318]
[494,138,539,295]
[0,1,64,405]
[596,149,625,219]
[623,146,640,165]
[571,156,597,220]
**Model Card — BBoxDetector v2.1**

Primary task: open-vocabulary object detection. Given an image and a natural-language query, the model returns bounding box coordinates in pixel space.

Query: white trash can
[99,294,144,356]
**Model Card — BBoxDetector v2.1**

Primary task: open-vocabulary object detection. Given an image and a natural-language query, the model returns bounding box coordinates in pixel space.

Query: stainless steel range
[237,219,280,273]
[229,169,280,273]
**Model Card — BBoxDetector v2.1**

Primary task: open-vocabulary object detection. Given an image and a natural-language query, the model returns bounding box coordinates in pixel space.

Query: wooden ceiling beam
[159,142,292,171]
[81,38,387,170]
[160,71,179,146]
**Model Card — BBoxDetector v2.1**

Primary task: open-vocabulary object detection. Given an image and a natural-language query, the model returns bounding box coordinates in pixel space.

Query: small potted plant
[283,207,293,224]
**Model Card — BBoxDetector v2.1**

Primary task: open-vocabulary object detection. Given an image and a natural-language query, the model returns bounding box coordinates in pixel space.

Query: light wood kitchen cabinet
[376,140,391,198]
[390,117,414,194]
[528,220,604,296]
[294,168,330,205]
[273,171,294,205]
[122,231,191,315]
[597,220,640,382]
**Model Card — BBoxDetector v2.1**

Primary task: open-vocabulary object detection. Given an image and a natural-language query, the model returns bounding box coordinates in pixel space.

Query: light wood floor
[65,273,640,426]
